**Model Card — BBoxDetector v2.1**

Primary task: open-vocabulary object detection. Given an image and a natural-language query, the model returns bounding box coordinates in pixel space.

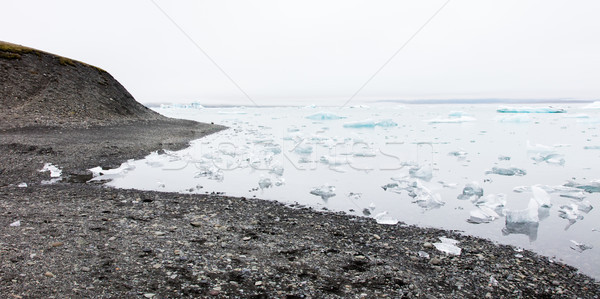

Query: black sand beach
[1,41,599,298]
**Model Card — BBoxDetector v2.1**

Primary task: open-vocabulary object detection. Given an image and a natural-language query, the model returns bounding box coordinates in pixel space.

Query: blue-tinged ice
[294,145,313,155]
[486,167,526,176]
[531,153,565,165]
[305,111,346,120]
[343,119,398,128]
[496,106,566,113]
[448,150,467,160]
[583,145,600,150]
[563,180,600,193]
[505,198,539,224]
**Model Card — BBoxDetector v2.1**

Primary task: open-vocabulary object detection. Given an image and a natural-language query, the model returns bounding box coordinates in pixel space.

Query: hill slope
[0,41,163,129]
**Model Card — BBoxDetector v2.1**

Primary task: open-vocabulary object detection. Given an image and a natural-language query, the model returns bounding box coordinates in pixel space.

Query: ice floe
[310,185,336,200]
[343,119,398,128]
[457,182,484,200]
[570,240,593,253]
[496,106,566,113]
[486,167,527,176]
[305,111,346,120]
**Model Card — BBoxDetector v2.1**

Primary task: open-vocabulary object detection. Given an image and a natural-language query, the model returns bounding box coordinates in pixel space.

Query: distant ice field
[94,103,600,279]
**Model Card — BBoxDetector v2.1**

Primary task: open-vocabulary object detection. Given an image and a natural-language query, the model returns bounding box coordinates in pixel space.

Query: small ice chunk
[39,163,62,178]
[347,192,362,200]
[531,153,565,165]
[489,276,499,287]
[374,211,398,225]
[433,237,461,255]
[274,178,285,187]
[448,150,467,160]
[412,184,444,210]
[574,200,593,213]
[343,119,398,128]
[583,145,600,150]
[526,141,556,155]
[418,251,430,258]
[258,178,272,189]
[305,111,345,120]
[474,193,506,215]
[558,204,584,227]
[505,198,539,224]
[457,182,483,200]
[269,165,284,176]
[310,185,336,200]
[486,167,526,176]
[10,220,21,227]
[438,181,457,188]
[375,119,398,127]
[531,186,552,208]
[468,206,500,224]
[294,145,313,155]
[498,155,511,161]
[18,182,27,188]
[570,240,593,253]
[496,106,566,113]
[409,165,433,181]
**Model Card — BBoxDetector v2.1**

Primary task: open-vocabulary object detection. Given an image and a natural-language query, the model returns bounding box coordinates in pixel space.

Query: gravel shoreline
[1,121,599,298]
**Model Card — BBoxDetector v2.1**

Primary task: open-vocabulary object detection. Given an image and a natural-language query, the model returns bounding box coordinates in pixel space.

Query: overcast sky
[2,0,599,106]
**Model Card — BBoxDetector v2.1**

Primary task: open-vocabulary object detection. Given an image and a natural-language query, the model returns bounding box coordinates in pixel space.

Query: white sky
[2,0,599,106]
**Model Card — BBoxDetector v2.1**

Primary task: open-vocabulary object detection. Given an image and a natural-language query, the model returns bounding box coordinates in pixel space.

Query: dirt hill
[0,41,164,130]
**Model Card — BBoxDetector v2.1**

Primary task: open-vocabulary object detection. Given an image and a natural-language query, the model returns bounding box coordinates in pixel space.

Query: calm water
[95,103,600,279]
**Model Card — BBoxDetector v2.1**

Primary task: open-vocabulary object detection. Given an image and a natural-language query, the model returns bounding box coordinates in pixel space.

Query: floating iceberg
[310,185,336,200]
[258,178,272,189]
[294,145,313,155]
[486,167,526,176]
[570,240,593,253]
[457,182,483,200]
[531,153,565,165]
[473,193,506,215]
[409,165,433,181]
[412,184,444,210]
[531,186,552,208]
[433,237,461,255]
[526,141,556,155]
[498,155,511,161]
[468,206,500,224]
[448,150,467,160]
[583,145,600,150]
[343,119,398,128]
[502,199,540,241]
[563,180,600,193]
[496,106,566,113]
[305,111,346,120]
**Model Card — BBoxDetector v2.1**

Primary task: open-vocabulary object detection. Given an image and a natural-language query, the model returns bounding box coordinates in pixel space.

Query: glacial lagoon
[92,103,600,278]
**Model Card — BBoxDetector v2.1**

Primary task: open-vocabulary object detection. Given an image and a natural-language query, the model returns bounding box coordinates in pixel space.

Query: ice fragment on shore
[18,183,27,188]
[10,220,21,227]
[418,251,430,258]
[457,182,483,200]
[39,163,62,178]
[258,178,272,189]
[433,237,461,255]
[374,211,399,225]
[89,160,136,180]
[305,111,345,120]
[310,185,336,200]
[570,240,593,253]
[496,106,566,113]
[486,167,526,176]
[409,165,433,181]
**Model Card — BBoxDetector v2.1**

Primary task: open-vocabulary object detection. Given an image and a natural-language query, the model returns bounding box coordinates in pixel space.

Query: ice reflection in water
[94,104,600,279]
